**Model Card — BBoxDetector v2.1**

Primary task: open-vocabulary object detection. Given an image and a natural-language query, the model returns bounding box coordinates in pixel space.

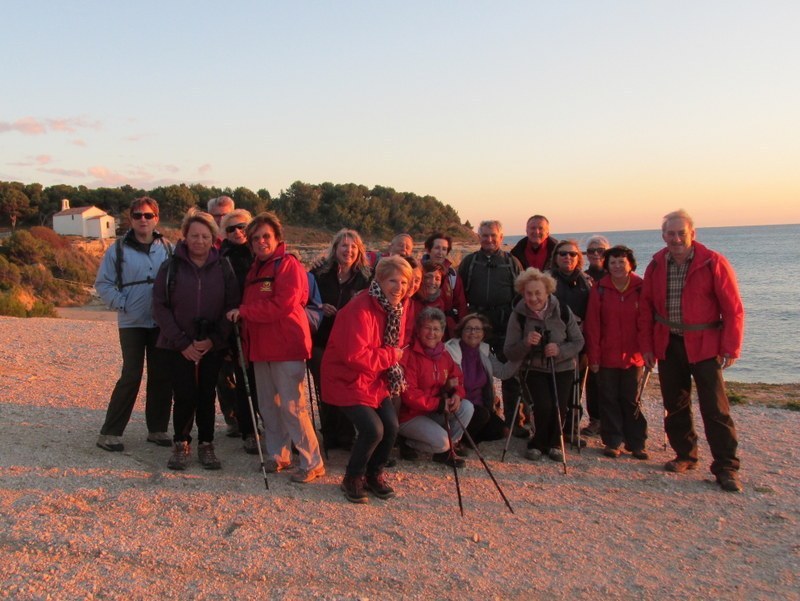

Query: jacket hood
[174,240,221,267]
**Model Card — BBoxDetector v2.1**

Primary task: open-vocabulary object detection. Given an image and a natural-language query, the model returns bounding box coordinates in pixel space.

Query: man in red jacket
[639,210,744,493]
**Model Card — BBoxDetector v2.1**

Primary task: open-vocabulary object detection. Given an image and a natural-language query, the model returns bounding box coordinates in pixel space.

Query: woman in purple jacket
[153,209,240,471]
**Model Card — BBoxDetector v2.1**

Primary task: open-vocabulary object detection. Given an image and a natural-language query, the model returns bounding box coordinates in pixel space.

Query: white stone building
[52,200,116,239]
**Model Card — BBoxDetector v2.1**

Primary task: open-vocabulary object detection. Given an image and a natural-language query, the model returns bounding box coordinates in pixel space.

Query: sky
[2,1,799,235]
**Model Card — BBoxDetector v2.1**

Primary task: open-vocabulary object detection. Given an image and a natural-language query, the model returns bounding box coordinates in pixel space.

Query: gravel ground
[1,315,798,600]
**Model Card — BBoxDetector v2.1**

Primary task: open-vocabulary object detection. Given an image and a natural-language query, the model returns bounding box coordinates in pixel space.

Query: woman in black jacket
[309,229,372,450]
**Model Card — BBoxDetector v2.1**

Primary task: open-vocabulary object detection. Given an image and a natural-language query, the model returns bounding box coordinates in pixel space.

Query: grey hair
[478,220,503,234]
[416,306,447,331]
[584,234,610,250]
[662,209,694,232]
[207,195,235,213]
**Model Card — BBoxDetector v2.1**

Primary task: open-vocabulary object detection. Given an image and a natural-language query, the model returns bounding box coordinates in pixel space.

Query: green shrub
[28,300,58,317]
[0,290,27,317]
[0,255,21,290]
[727,391,747,405]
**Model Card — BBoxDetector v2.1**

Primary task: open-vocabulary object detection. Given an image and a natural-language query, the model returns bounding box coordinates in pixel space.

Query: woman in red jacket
[584,246,648,459]
[321,256,412,504]
[227,212,324,484]
[399,307,474,468]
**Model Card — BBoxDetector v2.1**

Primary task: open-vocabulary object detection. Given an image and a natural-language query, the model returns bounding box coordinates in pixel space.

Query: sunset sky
[3,2,799,234]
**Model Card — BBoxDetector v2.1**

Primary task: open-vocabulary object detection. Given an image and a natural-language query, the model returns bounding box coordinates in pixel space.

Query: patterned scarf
[369,279,407,395]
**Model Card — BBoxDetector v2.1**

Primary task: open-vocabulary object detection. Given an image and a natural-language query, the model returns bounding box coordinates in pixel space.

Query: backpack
[114,232,173,291]
[163,254,236,309]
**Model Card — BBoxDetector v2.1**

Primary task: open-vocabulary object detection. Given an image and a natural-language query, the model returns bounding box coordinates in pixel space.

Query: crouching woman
[321,256,411,503]
[399,307,474,468]
[153,209,240,470]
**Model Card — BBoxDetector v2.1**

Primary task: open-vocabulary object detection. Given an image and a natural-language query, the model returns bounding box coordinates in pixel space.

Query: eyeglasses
[211,213,227,220]
[586,248,606,256]
[463,326,484,333]
[131,212,156,220]
[226,223,247,234]
[557,251,579,258]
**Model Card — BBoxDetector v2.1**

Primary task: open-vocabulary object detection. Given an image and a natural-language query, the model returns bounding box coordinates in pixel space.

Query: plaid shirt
[666,247,694,335]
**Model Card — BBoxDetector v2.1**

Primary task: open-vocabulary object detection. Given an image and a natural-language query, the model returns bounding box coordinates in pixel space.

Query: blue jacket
[94,230,172,329]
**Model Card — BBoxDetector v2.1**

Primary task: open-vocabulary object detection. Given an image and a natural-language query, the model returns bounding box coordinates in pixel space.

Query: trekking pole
[233,322,269,491]
[633,366,652,420]
[570,364,582,453]
[548,356,568,475]
[443,410,464,517]
[306,366,328,460]
[451,411,514,514]
[500,392,523,463]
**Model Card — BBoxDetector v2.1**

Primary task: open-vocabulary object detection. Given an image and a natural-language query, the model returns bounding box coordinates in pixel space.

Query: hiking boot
[198,442,222,470]
[665,458,698,473]
[96,434,124,452]
[716,471,743,493]
[399,437,419,461]
[603,445,622,458]
[225,421,240,438]
[341,475,368,504]
[242,435,259,455]
[365,473,396,500]
[167,441,190,470]
[631,449,650,461]
[146,432,172,447]
[525,448,543,461]
[453,442,470,458]
[432,451,465,469]
[263,459,292,473]
[512,425,529,439]
[548,447,564,462]
[580,419,601,438]
[291,464,326,483]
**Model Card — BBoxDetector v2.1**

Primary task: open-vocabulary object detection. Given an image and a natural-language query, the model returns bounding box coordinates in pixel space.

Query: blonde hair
[181,208,218,239]
[514,268,556,296]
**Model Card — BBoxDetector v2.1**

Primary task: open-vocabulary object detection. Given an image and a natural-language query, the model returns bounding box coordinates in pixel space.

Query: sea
[504,224,800,384]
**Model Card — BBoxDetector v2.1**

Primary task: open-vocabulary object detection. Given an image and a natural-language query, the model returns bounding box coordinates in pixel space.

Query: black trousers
[100,327,172,436]
[521,369,573,452]
[170,350,224,444]
[658,334,739,475]
[598,366,647,451]
[339,397,399,478]
[467,404,506,443]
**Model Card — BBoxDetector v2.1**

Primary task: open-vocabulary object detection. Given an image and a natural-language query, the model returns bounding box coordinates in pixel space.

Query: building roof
[54,206,107,217]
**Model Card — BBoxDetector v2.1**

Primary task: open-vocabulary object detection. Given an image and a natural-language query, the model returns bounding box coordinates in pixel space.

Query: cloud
[37,167,86,178]
[0,116,101,135]
[87,165,130,186]
[8,154,54,167]
[47,117,101,133]
[198,163,212,175]
[0,116,46,135]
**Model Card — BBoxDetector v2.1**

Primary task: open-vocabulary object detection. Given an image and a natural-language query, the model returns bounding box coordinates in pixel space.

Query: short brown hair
[246,211,284,243]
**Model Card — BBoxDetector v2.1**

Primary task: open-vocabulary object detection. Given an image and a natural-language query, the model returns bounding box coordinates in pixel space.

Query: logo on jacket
[260,281,273,292]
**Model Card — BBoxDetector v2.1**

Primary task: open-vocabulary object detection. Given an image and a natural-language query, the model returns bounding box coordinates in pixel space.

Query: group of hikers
[94,196,745,503]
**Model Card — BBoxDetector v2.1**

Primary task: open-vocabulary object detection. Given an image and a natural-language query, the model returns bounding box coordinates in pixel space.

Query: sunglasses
[557,251,579,258]
[131,212,156,220]
[226,223,247,234]
[586,248,606,255]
